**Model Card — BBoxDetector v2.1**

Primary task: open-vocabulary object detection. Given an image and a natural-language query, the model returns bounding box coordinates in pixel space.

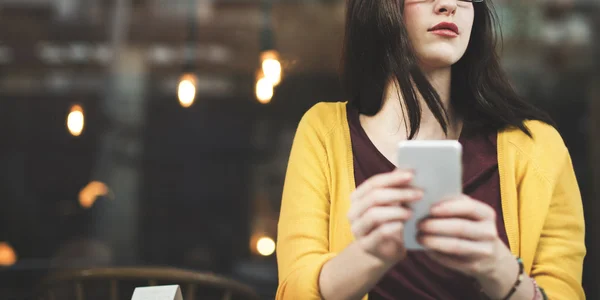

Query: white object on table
[131,285,183,300]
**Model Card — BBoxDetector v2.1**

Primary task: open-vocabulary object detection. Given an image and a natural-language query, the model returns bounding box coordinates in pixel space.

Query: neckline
[347,105,466,168]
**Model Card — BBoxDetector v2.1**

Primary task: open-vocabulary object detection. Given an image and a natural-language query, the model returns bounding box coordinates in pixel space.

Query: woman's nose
[435,0,458,16]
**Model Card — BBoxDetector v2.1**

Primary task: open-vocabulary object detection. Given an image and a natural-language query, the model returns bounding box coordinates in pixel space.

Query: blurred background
[0,0,597,299]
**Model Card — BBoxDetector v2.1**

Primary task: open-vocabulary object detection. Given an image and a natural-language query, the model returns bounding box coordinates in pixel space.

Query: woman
[276,0,586,299]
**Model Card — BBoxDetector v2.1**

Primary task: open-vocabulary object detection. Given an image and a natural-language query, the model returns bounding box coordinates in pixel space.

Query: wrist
[475,242,519,299]
[373,249,406,271]
[352,241,400,272]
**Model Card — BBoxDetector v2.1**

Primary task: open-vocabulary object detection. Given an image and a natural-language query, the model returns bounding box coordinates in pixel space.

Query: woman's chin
[417,55,462,72]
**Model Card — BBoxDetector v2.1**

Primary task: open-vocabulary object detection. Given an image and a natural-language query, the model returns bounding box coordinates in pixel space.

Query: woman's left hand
[418,194,514,280]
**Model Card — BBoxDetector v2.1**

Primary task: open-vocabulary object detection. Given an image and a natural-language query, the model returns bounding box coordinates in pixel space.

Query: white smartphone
[397,140,463,250]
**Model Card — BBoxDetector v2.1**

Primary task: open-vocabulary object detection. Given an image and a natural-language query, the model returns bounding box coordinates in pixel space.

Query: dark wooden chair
[35,267,262,300]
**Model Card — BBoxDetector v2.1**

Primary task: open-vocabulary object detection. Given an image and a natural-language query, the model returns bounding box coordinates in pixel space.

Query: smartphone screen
[397,140,463,250]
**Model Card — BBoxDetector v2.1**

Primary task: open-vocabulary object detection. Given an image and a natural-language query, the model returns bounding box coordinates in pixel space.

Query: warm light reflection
[256,237,276,256]
[79,181,109,209]
[260,50,282,86]
[255,76,273,104]
[67,104,85,137]
[0,242,17,267]
[178,74,196,108]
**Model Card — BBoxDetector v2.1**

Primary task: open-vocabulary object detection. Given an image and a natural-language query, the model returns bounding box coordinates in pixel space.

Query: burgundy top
[346,106,510,300]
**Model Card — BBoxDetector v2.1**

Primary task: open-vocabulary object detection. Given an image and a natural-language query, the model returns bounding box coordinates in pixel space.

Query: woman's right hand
[347,169,422,266]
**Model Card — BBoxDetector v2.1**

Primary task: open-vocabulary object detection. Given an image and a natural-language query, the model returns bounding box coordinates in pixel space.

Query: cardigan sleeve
[531,147,586,300]
[275,106,337,299]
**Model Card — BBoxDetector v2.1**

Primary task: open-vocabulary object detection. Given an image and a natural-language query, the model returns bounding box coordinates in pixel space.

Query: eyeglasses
[460,0,484,2]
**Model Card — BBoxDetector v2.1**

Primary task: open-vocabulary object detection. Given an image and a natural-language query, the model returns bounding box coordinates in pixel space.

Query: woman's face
[403,0,475,70]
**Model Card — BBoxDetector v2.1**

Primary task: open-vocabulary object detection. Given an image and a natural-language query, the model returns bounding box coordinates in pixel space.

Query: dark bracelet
[501,257,525,300]
[532,278,549,300]
[539,286,548,300]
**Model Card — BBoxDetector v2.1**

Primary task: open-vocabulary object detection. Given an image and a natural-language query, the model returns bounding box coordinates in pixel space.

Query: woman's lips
[428,22,459,37]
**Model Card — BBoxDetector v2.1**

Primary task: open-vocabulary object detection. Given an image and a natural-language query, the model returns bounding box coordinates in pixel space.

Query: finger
[418,235,494,257]
[351,206,412,238]
[348,188,422,221]
[351,170,413,203]
[430,196,496,221]
[418,218,497,241]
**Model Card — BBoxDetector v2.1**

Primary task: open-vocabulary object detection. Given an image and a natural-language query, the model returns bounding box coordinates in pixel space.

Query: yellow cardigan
[276,102,586,300]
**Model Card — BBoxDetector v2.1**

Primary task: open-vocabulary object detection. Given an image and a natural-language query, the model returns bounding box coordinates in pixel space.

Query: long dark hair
[341,0,553,138]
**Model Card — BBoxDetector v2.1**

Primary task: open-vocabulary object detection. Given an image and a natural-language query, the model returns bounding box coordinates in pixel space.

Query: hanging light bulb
[256,236,276,256]
[260,50,282,86]
[79,181,110,209]
[255,70,274,104]
[178,73,197,108]
[250,232,276,257]
[67,104,85,137]
[0,242,17,267]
